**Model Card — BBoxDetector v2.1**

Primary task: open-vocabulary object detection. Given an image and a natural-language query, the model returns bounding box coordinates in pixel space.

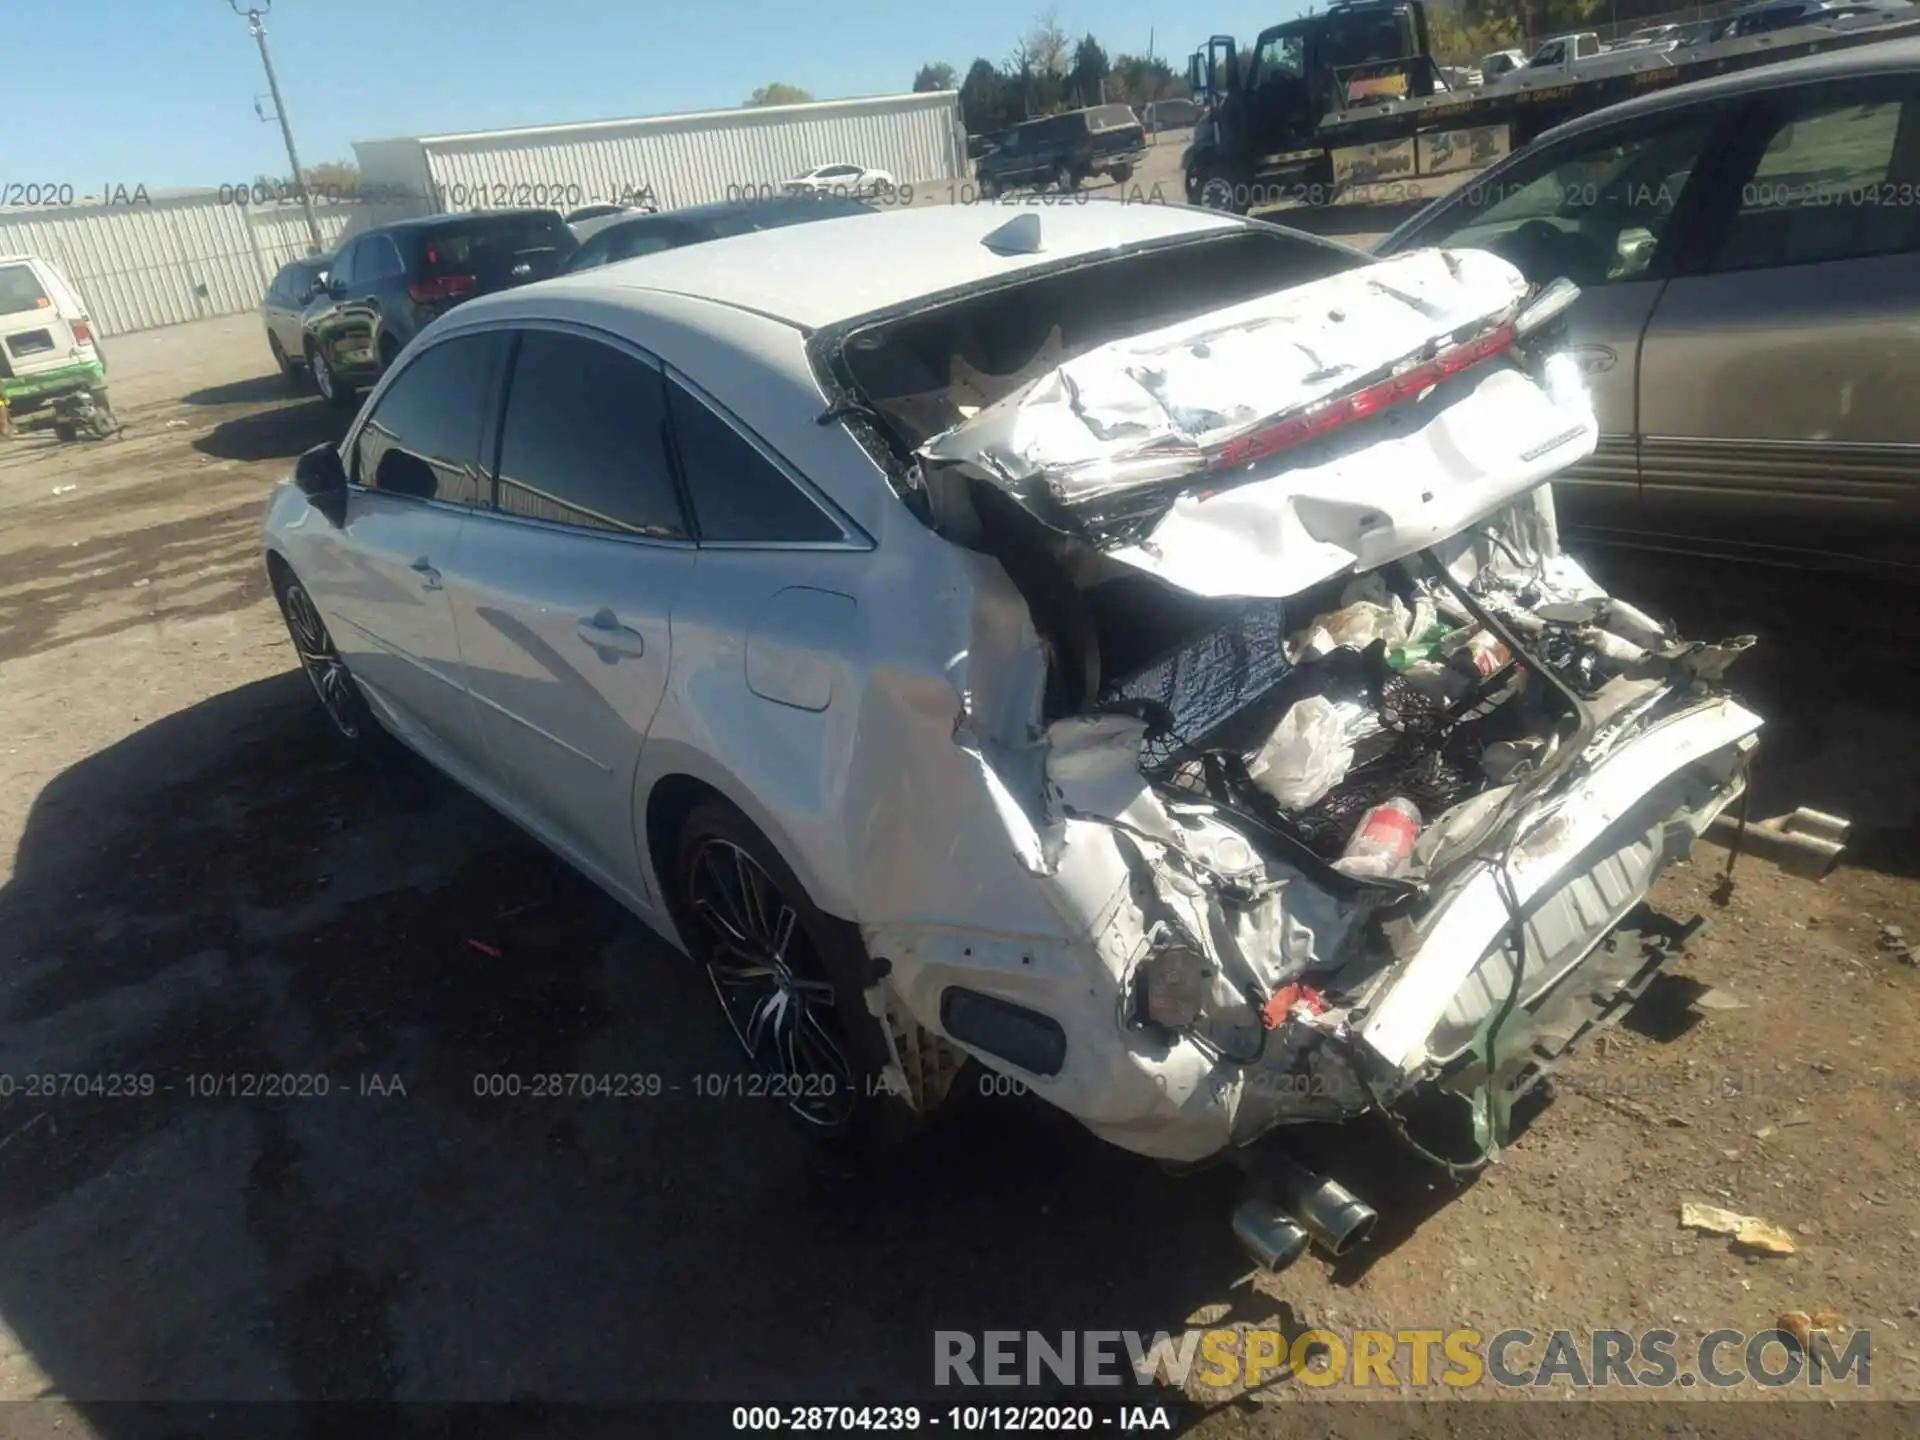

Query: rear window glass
[702,196,872,239]
[1088,105,1142,131]
[0,264,53,316]
[418,214,577,287]
[837,228,1367,450]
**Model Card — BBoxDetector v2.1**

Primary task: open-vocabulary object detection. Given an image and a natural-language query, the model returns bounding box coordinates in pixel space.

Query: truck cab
[1184,0,1437,210]
[1526,31,1603,69]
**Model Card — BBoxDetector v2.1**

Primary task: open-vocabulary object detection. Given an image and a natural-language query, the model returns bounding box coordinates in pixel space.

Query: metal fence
[0,195,355,339]
[359,91,969,218]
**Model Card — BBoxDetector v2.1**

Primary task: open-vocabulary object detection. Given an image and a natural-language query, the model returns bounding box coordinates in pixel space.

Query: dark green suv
[975,105,1148,196]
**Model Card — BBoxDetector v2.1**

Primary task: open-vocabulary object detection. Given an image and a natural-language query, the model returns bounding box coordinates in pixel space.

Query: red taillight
[408,273,476,304]
[1211,321,1517,473]
[71,318,94,345]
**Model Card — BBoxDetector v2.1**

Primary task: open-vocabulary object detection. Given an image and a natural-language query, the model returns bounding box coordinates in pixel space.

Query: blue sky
[26,0,1301,192]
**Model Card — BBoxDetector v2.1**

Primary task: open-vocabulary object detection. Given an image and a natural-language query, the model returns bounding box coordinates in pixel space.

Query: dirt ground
[1,228,1917,1439]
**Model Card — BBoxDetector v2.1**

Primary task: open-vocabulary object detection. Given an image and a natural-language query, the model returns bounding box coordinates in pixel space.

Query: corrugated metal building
[0,193,352,339]
[353,90,968,216]
[0,92,963,342]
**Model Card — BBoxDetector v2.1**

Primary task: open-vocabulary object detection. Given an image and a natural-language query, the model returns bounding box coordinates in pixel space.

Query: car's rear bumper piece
[870,695,1757,1164]
[1,359,105,404]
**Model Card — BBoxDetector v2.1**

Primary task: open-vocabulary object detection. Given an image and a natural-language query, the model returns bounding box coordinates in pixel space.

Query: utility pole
[229,1,324,254]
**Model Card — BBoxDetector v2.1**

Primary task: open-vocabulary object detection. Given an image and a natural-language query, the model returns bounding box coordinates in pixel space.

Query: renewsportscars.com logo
[934,1327,1873,1391]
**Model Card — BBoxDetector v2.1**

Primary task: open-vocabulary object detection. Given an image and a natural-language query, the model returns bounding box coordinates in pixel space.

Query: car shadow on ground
[191,396,349,465]
[5,673,1415,1426]
[182,375,311,408]
[1580,548,1920,879]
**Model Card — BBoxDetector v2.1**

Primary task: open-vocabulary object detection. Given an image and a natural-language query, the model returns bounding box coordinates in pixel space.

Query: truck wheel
[84,390,117,440]
[1111,162,1134,185]
[1053,162,1078,193]
[1195,169,1249,215]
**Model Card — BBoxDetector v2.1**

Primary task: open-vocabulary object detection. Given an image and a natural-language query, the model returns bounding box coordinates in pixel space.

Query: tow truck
[1183,0,1920,210]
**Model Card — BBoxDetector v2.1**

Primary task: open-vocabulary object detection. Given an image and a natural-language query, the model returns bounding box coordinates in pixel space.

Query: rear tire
[671,798,904,1147]
[83,390,117,440]
[309,344,355,409]
[1111,162,1134,185]
[1053,162,1078,193]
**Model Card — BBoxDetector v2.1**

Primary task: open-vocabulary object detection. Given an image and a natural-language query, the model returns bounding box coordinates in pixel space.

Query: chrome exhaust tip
[1270,1155,1378,1258]
[1231,1196,1311,1272]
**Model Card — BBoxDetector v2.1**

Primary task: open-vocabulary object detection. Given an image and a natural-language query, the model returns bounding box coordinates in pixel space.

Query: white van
[0,254,108,421]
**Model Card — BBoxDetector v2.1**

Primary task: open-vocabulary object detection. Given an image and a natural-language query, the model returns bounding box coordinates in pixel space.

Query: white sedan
[262,201,1759,1268]
[783,162,894,197]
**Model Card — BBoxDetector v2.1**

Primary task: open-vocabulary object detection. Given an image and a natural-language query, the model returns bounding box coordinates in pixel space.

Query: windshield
[1321,13,1418,71]
[835,228,1366,451]
[0,263,53,316]
[416,213,576,290]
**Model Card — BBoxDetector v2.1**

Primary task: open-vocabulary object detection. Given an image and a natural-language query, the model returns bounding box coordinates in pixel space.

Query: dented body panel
[266,201,1760,1176]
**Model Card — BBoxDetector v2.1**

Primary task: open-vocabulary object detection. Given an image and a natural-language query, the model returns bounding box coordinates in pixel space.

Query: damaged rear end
[823,227,1759,1259]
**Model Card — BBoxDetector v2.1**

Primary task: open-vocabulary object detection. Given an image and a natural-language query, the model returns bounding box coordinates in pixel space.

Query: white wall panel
[0,196,351,338]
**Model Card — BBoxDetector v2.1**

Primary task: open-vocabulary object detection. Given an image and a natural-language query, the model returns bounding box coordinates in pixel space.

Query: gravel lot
[2,204,1918,1437]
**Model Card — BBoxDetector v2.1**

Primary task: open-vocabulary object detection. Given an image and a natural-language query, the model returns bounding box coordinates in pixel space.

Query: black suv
[974,105,1147,196]
[564,193,875,273]
[301,209,575,406]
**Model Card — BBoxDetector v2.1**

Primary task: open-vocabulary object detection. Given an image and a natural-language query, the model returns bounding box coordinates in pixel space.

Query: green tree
[1069,34,1109,107]
[746,83,814,107]
[959,57,1017,133]
[1108,53,1185,107]
[913,62,958,92]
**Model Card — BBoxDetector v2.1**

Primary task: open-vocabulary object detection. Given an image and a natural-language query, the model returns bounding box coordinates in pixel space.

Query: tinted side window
[496,331,686,538]
[665,377,842,543]
[364,236,406,280]
[329,241,361,288]
[1708,85,1920,272]
[1414,114,1719,287]
[351,333,501,505]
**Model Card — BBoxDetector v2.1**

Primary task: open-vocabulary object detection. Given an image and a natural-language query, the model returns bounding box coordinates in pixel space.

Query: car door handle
[576,609,647,658]
[410,557,442,590]
[1566,344,1617,375]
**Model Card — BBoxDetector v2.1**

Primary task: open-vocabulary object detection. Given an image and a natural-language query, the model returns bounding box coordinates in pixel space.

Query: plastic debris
[1246,695,1360,810]
[465,939,502,957]
[1692,987,1748,1012]
[1333,796,1423,880]
[1680,1201,1798,1256]
[51,484,78,496]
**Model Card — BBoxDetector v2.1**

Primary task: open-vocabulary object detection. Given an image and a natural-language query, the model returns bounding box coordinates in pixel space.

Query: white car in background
[261,201,1760,1270]
[784,162,894,197]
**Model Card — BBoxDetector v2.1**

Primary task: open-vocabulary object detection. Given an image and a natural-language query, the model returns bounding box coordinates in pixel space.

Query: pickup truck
[1504,29,1678,83]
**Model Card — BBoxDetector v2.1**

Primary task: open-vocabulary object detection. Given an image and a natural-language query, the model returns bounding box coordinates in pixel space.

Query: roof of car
[532,200,1243,330]
[1532,32,1920,141]
[571,194,870,244]
[362,208,567,235]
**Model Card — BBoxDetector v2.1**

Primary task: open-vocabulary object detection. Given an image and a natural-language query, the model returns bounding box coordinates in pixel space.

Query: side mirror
[1188,53,1207,94]
[294,442,349,525]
